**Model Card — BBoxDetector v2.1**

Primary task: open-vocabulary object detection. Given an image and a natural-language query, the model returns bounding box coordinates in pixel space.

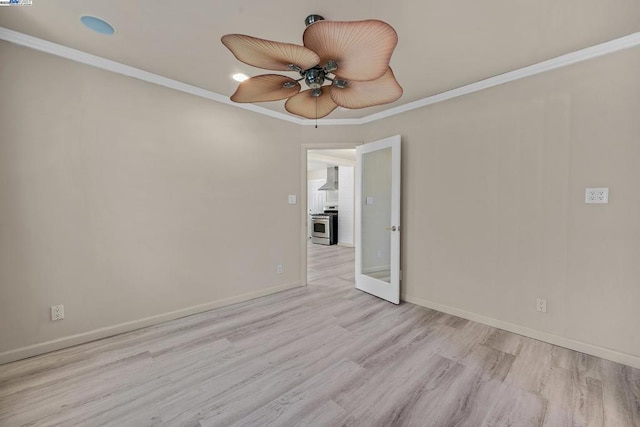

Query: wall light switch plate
[366,197,374,205]
[585,188,609,204]
[288,195,297,204]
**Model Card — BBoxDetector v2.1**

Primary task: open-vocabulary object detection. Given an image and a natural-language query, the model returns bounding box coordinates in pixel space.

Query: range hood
[318,166,339,191]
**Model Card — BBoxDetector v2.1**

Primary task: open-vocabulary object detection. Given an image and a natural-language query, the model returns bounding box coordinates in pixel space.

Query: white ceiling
[1,0,639,120]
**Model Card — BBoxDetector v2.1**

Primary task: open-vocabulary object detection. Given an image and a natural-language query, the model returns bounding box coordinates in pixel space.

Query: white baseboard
[402,294,640,370]
[0,281,302,365]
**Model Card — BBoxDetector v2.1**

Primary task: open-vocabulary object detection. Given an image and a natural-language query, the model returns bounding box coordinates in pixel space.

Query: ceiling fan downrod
[304,14,325,27]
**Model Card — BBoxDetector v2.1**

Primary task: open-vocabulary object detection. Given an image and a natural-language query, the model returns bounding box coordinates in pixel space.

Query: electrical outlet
[51,305,64,321]
[585,188,609,204]
[536,298,547,313]
[276,264,283,274]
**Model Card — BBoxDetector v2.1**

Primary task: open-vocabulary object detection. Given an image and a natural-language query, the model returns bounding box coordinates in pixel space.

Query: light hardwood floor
[1,242,639,426]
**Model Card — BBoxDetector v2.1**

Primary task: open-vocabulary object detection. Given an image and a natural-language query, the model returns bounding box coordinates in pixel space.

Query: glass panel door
[355,135,401,304]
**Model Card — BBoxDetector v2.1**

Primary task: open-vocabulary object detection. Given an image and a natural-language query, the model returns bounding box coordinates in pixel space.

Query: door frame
[300,142,362,286]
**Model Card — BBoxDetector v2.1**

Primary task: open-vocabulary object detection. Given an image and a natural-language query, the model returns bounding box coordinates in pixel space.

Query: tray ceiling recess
[0,25,638,126]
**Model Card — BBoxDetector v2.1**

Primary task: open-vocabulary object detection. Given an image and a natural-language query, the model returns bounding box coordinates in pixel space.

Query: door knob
[385,226,398,231]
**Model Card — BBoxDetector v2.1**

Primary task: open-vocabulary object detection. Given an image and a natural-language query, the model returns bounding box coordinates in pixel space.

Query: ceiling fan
[221,14,402,121]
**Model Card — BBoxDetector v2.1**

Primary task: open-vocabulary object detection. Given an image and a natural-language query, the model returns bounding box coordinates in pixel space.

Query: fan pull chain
[315,96,318,129]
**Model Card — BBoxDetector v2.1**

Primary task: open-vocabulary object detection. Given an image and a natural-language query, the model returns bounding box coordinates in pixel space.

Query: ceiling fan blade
[230,75,301,103]
[222,34,320,72]
[285,88,338,119]
[303,20,398,82]
[330,68,403,109]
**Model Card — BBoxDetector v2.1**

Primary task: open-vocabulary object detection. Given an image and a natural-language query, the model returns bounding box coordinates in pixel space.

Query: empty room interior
[1,1,639,426]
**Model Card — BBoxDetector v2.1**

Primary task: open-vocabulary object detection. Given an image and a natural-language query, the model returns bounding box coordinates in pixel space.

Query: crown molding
[0,26,306,125]
[2,26,639,126]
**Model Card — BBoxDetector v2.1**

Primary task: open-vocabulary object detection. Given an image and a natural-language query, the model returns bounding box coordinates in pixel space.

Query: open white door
[355,135,401,304]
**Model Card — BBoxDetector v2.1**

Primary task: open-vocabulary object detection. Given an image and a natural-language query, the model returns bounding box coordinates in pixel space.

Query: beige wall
[1,39,639,364]
[0,41,363,359]
[362,47,640,359]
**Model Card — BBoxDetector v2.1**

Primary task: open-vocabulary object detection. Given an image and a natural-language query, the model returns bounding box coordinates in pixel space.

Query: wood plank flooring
[1,241,639,426]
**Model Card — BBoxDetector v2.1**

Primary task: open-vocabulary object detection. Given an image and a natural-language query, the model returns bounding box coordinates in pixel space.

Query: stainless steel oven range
[311,209,338,245]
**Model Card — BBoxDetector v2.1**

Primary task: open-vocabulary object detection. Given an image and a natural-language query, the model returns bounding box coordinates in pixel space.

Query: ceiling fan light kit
[221,14,402,120]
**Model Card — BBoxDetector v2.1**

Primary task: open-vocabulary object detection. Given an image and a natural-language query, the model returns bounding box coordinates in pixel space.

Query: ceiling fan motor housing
[305,67,325,89]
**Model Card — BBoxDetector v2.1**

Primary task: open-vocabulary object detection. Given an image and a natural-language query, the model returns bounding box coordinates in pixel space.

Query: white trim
[1,26,639,126]
[0,281,302,365]
[302,118,363,126]
[0,27,305,125]
[402,294,640,370]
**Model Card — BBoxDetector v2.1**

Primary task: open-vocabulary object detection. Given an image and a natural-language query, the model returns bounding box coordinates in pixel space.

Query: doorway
[301,144,358,287]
